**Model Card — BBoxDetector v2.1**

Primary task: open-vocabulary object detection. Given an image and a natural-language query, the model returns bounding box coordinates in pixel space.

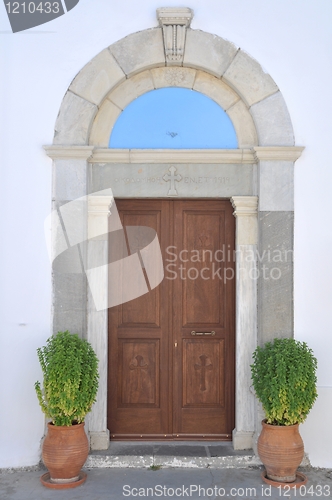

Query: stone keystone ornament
[163,166,182,196]
[157,7,193,66]
[3,0,80,33]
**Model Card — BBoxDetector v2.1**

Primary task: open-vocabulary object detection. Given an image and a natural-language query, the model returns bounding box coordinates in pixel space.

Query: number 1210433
[278,484,330,497]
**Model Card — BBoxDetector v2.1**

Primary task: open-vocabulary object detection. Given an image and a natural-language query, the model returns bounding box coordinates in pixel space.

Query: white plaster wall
[0,0,331,467]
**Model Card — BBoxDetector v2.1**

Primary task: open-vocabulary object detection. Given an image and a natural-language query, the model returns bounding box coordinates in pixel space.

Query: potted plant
[35,330,99,489]
[251,337,317,486]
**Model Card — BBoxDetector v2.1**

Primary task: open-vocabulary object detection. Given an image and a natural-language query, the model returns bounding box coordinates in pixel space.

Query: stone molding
[44,145,94,160]
[44,146,304,164]
[91,148,254,164]
[253,146,304,162]
[157,7,193,66]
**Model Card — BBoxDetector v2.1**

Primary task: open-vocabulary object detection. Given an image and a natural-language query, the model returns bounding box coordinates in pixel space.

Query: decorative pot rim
[261,419,300,428]
[47,421,85,429]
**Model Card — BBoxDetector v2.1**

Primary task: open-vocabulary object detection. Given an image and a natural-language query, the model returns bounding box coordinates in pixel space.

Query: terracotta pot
[42,422,89,485]
[257,420,304,483]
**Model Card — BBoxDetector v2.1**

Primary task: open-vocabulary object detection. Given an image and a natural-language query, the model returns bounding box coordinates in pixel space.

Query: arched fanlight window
[109,87,238,149]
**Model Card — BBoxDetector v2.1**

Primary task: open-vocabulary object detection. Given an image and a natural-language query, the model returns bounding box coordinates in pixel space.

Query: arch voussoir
[68,49,126,107]
[108,28,166,78]
[55,27,295,148]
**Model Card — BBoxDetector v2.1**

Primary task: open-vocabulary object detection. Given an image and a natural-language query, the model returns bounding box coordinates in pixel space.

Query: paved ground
[0,466,331,500]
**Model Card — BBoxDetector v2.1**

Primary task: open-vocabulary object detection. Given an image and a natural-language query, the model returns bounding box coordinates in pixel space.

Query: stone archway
[45,7,303,451]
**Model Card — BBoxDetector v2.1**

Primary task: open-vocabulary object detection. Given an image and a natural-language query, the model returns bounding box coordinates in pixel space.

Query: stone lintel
[93,149,255,164]
[44,146,304,164]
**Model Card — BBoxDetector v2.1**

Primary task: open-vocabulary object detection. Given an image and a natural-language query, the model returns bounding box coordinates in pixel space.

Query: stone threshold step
[86,441,262,469]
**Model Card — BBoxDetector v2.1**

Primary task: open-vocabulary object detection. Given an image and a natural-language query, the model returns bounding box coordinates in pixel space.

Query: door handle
[191,331,215,336]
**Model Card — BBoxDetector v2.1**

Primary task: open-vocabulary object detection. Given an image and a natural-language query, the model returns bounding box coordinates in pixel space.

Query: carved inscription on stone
[93,163,253,198]
[162,165,182,196]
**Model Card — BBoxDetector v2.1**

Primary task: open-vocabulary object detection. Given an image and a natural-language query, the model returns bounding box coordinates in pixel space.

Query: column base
[232,429,254,450]
[89,430,110,450]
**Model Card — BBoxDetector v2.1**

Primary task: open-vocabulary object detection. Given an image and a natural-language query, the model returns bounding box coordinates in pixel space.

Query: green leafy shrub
[251,338,317,426]
[35,331,99,426]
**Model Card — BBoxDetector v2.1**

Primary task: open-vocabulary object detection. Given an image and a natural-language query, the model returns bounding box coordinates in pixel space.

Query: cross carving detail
[194,354,213,392]
[129,355,148,391]
[163,166,182,196]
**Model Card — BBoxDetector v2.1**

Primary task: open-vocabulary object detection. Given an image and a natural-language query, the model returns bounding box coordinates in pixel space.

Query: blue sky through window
[109,88,238,149]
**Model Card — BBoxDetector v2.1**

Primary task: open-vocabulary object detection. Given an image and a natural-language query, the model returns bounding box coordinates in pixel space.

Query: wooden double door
[108,199,235,439]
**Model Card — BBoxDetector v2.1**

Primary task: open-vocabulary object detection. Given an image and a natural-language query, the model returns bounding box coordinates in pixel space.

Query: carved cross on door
[129,355,148,392]
[194,354,213,392]
[163,166,182,196]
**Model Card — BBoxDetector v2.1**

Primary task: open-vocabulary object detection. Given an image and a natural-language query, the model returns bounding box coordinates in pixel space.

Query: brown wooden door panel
[172,200,235,438]
[181,210,225,326]
[182,339,224,406]
[178,410,227,436]
[108,199,235,440]
[108,200,170,437]
[120,210,161,327]
[118,339,160,406]
[113,408,164,435]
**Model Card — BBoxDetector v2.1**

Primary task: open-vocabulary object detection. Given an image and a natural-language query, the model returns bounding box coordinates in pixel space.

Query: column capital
[231,196,258,246]
[231,196,258,217]
[88,194,113,240]
[88,194,113,215]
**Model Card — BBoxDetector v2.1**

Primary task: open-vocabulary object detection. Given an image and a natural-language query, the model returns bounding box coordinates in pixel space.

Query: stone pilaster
[231,196,258,450]
[44,146,93,338]
[252,146,303,455]
[86,193,112,450]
